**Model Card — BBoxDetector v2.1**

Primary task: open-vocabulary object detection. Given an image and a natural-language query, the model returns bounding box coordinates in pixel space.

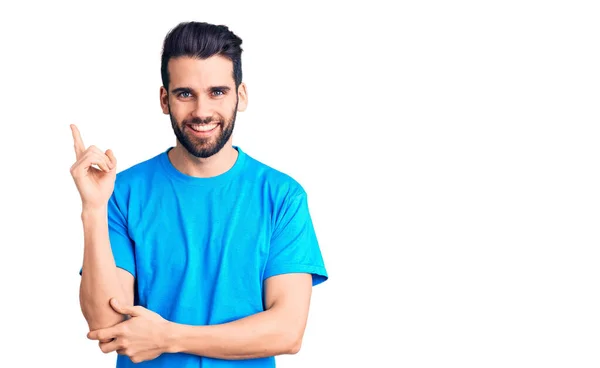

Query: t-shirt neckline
[159,145,247,187]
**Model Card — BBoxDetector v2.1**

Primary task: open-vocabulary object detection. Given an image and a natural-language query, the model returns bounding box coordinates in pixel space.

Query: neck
[168,141,238,178]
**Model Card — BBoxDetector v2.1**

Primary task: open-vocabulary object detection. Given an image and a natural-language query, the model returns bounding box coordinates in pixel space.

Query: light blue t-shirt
[87,146,327,367]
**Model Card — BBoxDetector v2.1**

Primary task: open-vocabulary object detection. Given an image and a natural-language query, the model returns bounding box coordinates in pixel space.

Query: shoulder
[112,150,166,194]
[241,149,307,201]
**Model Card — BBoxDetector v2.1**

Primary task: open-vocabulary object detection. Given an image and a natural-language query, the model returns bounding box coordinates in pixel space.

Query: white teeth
[190,123,217,132]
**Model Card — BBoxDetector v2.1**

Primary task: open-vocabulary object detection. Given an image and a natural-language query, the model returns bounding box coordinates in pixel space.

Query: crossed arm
[83,271,313,363]
[79,197,316,363]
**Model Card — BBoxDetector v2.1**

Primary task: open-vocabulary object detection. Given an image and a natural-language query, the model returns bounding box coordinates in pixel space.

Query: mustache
[184,117,223,125]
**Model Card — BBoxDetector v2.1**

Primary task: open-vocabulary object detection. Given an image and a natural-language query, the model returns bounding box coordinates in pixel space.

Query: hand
[69,124,117,210]
[87,298,172,363]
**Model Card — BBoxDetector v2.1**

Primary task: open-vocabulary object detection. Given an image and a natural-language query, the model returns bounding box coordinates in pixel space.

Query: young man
[71,21,328,367]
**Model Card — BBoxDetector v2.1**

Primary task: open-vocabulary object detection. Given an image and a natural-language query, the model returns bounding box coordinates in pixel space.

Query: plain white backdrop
[0,0,599,367]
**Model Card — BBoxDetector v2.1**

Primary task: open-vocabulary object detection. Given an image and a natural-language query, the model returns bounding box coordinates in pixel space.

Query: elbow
[81,305,125,333]
[282,330,304,355]
[79,287,124,331]
[287,340,302,355]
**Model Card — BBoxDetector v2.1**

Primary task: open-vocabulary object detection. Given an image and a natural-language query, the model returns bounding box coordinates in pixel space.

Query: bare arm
[87,273,315,363]
[69,124,134,333]
[166,273,313,359]
[79,208,134,332]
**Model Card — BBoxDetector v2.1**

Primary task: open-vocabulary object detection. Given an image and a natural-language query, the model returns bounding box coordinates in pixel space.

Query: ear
[160,86,170,114]
[237,82,248,112]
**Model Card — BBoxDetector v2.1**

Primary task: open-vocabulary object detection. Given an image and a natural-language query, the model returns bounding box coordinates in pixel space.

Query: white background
[0,0,598,367]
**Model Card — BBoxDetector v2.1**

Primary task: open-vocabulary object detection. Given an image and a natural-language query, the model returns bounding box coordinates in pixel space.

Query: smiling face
[160,55,247,158]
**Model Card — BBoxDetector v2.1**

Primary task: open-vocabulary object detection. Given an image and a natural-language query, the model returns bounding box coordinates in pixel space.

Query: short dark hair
[160,21,243,91]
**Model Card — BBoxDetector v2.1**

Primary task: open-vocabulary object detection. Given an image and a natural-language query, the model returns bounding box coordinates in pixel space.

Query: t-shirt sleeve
[79,190,136,278]
[263,191,328,286]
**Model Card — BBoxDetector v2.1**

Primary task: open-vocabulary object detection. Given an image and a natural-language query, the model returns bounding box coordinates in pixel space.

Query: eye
[212,90,225,97]
[178,91,192,98]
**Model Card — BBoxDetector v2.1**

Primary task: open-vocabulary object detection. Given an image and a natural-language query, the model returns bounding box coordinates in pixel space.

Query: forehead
[167,55,234,89]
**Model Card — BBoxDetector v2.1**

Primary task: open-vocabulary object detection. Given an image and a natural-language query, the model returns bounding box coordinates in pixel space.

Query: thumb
[110,298,137,316]
[105,149,117,169]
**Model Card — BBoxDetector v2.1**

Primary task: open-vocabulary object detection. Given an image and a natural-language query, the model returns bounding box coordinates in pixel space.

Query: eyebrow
[171,86,232,94]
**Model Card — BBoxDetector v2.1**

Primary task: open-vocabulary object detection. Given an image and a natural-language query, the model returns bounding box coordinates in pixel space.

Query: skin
[71,125,134,336]
[88,273,312,362]
[160,55,248,178]
[74,55,314,363]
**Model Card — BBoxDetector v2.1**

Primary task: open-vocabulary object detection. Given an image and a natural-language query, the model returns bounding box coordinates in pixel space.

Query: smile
[188,123,218,132]
[187,123,219,137]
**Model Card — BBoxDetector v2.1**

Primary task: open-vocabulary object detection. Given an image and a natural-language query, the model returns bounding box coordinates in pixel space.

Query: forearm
[79,206,128,331]
[166,308,301,360]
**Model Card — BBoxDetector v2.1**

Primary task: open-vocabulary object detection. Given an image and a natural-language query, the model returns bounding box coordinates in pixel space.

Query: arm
[166,273,313,359]
[164,191,325,359]
[89,273,313,362]
[88,189,327,363]
[69,125,134,332]
[79,207,134,332]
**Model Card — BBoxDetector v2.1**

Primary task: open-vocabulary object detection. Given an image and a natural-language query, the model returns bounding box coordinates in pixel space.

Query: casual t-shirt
[81,146,328,367]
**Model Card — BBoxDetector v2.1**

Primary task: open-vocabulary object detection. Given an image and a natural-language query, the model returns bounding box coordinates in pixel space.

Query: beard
[169,100,238,158]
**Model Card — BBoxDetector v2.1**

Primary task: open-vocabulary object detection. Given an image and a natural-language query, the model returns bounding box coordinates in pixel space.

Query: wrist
[163,321,182,354]
[81,205,108,219]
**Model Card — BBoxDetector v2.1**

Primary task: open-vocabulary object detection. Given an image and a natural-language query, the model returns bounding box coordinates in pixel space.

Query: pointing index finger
[70,124,85,158]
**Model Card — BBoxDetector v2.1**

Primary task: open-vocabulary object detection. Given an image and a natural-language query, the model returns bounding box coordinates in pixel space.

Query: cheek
[219,98,237,116]
[170,104,192,121]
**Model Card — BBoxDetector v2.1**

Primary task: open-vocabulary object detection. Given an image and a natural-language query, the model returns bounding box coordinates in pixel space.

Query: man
[71,21,328,367]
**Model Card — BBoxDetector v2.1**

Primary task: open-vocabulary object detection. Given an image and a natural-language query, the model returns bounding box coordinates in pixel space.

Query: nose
[190,94,215,122]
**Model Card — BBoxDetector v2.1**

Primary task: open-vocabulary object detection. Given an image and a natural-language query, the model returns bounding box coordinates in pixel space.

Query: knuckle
[80,151,92,161]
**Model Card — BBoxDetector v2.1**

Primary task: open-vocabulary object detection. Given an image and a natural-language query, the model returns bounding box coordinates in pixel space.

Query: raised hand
[69,124,117,210]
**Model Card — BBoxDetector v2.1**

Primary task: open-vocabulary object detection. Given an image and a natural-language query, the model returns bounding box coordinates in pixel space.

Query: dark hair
[160,21,243,91]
